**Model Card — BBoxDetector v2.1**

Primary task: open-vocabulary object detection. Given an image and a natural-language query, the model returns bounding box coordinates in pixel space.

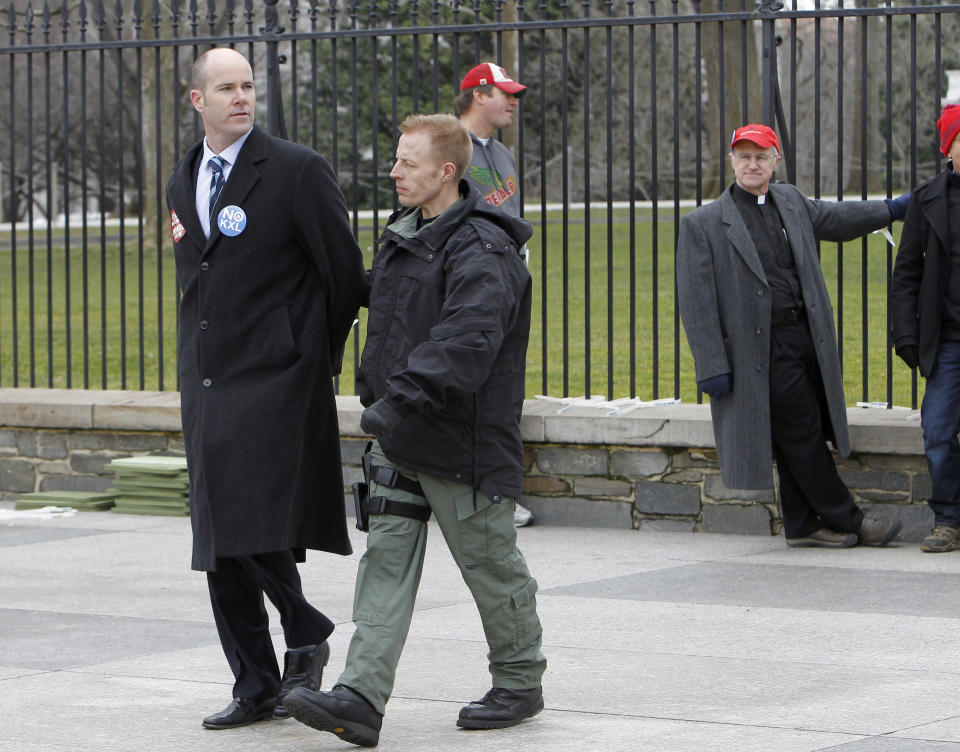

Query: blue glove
[698,373,732,400]
[360,399,404,437]
[884,193,910,222]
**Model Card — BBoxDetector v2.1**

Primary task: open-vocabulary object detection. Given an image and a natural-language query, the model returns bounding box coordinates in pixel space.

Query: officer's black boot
[456,686,544,729]
[283,683,382,747]
[274,642,330,718]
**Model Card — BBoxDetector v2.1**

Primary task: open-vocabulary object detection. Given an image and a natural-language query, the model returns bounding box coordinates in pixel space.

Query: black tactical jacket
[356,181,533,501]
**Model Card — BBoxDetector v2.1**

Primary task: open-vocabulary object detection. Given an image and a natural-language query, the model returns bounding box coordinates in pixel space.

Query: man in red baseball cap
[892,104,960,553]
[455,62,526,222]
[456,62,535,528]
[677,121,908,549]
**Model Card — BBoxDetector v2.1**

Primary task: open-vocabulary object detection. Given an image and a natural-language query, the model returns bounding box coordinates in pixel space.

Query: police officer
[282,113,546,747]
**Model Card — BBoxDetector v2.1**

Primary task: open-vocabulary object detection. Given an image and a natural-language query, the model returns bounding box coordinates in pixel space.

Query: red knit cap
[938,104,960,156]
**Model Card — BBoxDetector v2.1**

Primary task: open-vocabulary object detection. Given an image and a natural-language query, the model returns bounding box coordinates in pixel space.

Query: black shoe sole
[282,693,379,747]
[201,710,275,730]
[456,700,544,730]
[785,535,857,548]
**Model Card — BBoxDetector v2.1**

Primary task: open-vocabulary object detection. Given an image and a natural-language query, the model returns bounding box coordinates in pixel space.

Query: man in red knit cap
[892,105,960,552]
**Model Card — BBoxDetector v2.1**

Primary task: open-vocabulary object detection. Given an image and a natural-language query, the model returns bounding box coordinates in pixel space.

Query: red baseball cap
[460,62,527,96]
[730,123,781,153]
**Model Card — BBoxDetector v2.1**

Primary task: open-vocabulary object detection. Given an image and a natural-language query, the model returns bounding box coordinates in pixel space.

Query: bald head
[191,47,251,93]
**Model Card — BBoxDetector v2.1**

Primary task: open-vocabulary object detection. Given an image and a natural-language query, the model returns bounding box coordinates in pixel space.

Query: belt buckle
[368,496,389,515]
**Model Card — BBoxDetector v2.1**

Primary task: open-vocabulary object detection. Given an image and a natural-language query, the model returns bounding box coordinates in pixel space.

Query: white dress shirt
[195,128,253,239]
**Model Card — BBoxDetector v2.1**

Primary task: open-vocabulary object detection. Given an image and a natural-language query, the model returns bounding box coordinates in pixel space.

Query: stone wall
[0,389,935,541]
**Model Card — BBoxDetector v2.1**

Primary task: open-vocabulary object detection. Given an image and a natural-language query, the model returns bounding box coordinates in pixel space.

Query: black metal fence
[2,0,958,407]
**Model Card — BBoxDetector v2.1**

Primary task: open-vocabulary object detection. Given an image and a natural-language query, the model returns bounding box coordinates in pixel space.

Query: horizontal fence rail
[1,0,958,408]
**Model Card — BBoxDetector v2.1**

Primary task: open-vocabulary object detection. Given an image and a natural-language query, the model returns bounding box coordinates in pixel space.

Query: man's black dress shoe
[456,686,544,729]
[201,696,277,729]
[283,683,382,747]
[274,641,331,718]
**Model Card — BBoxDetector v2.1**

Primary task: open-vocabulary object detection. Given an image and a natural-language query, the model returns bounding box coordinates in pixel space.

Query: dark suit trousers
[206,550,334,700]
[769,318,864,538]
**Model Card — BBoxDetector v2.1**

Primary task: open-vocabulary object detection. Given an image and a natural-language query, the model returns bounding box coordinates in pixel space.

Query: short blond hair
[399,114,473,182]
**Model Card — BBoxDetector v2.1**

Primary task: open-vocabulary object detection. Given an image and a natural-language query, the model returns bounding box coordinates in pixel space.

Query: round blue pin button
[217,205,247,237]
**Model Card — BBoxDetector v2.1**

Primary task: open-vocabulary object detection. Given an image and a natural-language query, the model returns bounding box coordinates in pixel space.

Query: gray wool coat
[677,183,891,489]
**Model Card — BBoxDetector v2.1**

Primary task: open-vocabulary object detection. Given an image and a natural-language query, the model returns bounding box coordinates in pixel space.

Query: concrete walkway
[2,503,960,752]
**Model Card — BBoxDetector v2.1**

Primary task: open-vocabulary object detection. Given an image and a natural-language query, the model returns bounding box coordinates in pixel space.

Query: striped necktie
[208,155,227,222]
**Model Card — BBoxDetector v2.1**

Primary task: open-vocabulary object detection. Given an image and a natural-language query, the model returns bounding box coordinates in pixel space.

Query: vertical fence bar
[42,1,53,387]
[628,0,636,398]
[80,0,89,388]
[835,1,844,374]
[560,0,569,396]
[349,0,358,242]
[96,0,107,388]
[688,0,700,400]
[718,0,725,191]
[739,0,747,124]
[538,0,548,395]
[604,0,612,399]
[431,0,439,113]
[26,2,36,387]
[135,0,145,390]
[671,0,679,399]
[410,0,420,111]
[813,0,820,200]
[115,0,127,390]
[516,0,525,219]
[309,0,318,151]
[649,0,658,398]
[329,0,339,173]
[290,0,299,142]
[173,0,182,392]
[369,0,378,235]
[582,0,590,397]
[153,0,164,390]
[859,9,867,402]
[60,0,72,388]
[789,0,796,181]
[6,3,18,386]
[389,0,398,219]
[884,0,893,408]
[909,8,917,408]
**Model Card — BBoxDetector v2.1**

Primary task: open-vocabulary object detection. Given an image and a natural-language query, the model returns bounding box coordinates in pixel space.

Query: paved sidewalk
[2,502,960,752]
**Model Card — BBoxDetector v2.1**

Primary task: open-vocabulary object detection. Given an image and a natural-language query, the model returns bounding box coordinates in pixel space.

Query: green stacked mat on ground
[15,490,117,511]
[107,456,190,516]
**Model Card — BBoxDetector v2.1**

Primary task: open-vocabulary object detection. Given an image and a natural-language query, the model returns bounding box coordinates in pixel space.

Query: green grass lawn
[0,207,923,409]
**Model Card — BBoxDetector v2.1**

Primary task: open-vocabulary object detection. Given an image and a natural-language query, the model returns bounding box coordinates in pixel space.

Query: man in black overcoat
[165,47,366,729]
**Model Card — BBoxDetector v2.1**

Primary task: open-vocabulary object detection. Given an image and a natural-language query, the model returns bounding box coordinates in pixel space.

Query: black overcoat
[166,125,366,571]
[891,170,950,377]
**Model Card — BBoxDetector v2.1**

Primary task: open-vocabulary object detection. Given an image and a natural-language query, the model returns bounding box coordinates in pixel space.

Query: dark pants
[920,339,960,527]
[206,550,334,700]
[769,318,863,538]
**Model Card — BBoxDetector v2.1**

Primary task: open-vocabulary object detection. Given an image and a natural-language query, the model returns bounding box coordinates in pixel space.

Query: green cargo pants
[337,440,546,715]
